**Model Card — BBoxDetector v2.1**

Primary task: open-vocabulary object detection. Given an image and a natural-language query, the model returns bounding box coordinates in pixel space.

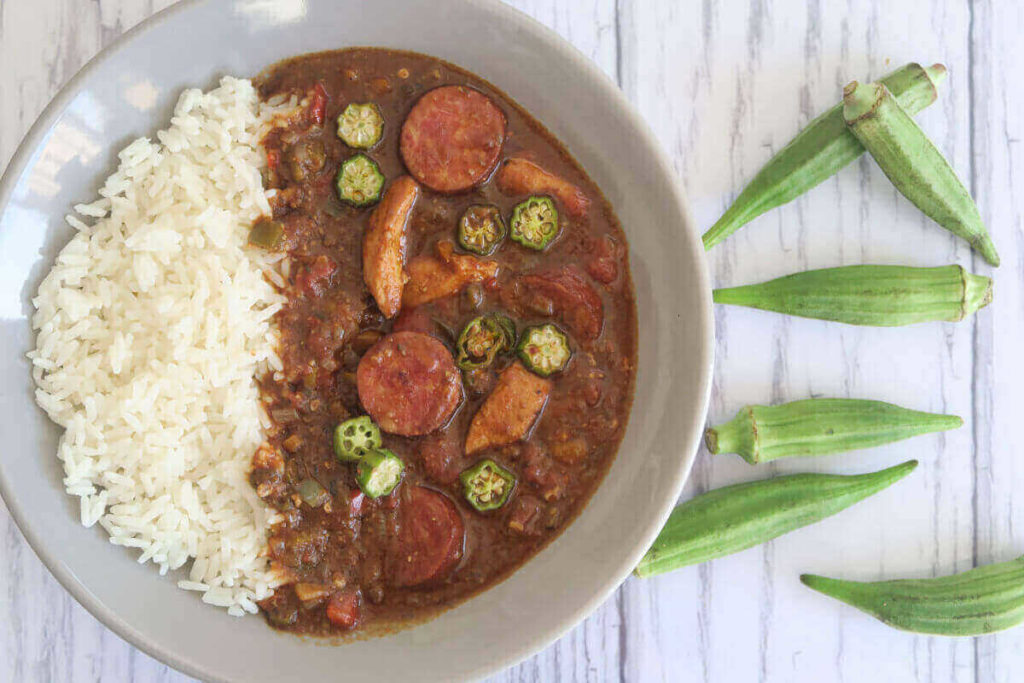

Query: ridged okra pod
[712,264,992,326]
[843,80,1000,266]
[703,63,947,249]
[802,556,1024,636]
[635,460,917,578]
[706,399,962,465]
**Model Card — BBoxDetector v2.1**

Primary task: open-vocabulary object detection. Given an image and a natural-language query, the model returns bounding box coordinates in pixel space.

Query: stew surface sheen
[250,48,637,636]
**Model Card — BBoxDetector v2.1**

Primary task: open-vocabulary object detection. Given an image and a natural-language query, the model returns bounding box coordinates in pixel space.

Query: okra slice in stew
[455,313,516,370]
[335,153,385,207]
[509,196,559,250]
[517,323,571,377]
[355,449,404,498]
[248,217,285,250]
[458,204,506,255]
[460,459,516,512]
[336,102,384,149]
[333,416,382,462]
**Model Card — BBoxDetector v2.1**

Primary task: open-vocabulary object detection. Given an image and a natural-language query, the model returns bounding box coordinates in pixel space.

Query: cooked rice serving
[28,76,290,615]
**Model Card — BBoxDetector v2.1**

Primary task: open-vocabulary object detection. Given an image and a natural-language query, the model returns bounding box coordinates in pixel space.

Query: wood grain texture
[1,1,1022,681]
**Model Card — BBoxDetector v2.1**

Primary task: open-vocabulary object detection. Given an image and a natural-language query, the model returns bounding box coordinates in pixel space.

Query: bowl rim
[0,0,714,679]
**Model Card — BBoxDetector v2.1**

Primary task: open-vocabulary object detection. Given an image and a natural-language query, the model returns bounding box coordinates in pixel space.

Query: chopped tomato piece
[309,82,328,125]
[325,590,361,629]
[295,254,337,298]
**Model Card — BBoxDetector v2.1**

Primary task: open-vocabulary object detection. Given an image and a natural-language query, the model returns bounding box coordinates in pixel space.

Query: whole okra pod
[703,63,947,250]
[635,460,917,578]
[713,264,992,326]
[843,80,1000,266]
[707,399,962,465]
[802,556,1024,636]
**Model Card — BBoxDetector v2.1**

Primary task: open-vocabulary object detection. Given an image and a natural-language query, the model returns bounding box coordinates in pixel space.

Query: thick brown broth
[250,48,637,636]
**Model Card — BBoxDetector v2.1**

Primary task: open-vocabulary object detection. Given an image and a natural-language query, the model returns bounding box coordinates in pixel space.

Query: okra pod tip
[800,573,845,592]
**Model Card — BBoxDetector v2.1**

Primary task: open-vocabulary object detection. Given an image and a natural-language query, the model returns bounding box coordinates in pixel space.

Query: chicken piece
[465,362,551,455]
[495,157,590,218]
[403,240,499,309]
[363,176,420,318]
[513,265,604,341]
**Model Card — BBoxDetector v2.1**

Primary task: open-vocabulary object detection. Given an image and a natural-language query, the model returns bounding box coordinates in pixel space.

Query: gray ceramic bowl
[0,0,713,680]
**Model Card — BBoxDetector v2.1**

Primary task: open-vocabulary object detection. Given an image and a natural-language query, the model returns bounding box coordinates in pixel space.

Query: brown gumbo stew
[250,48,637,636]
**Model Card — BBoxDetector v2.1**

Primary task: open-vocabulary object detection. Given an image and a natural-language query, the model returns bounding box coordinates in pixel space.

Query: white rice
[28,77,293,615]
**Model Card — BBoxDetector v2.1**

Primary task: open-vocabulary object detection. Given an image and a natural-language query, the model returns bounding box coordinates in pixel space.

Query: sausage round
[356,331,462,436]
[390,486,465,587]
[400,86,506,193]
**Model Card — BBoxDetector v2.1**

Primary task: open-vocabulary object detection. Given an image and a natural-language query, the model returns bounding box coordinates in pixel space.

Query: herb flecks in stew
[251,48,637,636]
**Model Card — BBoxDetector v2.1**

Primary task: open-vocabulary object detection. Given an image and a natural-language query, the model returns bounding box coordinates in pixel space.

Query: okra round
[703,63,947,250]
[707,398,962,465]
[635,460,918,578]
[801,556,1024,636]
[843,80,1000,266]
[712,264,992,326]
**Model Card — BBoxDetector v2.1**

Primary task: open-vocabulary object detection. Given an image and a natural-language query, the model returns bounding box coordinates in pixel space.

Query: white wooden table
[3,1,1022,680]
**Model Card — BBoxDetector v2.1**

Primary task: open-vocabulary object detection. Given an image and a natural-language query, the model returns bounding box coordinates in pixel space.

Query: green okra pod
[843,80,1000,266]
[713,264,992,326]
[703,62,947,250]
[707,399,962,465]
[635,460,918,578]
[801,556,1024,636]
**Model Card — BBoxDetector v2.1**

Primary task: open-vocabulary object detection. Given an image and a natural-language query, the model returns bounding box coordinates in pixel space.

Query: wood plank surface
[1,1,1021,681]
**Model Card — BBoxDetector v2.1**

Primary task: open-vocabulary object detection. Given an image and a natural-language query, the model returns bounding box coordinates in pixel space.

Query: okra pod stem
[703,63,947,250]
[843,80,1000,266]
[707,399,962,465]
[635,460,917,578]
[713,264,992,326]
[801,556,1024,636]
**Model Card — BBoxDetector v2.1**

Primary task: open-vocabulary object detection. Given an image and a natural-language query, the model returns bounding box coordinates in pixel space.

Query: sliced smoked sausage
[356,331,462,436]
[400,86,506,193]
[390,486,465,587]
